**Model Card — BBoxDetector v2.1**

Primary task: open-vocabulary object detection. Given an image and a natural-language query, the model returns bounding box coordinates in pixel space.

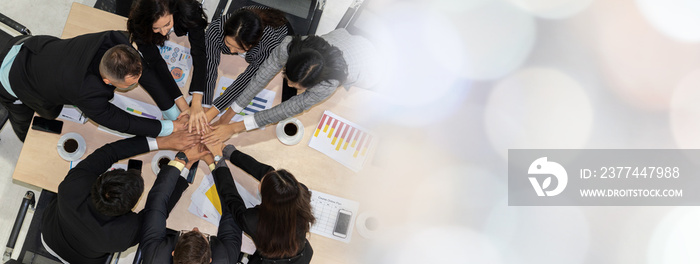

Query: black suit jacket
[9,31,164,137]
[41,136,151,264]
[140,165,241,264]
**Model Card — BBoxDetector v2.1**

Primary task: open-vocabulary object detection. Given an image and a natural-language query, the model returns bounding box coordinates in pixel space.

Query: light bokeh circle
[508,0,593,19]
[636,0,700,42]
[484,205,590,264]
[648,208,700,264]
[372,2,462,106]
[484,67,593,159]
[449,0,536,80]
[382,226,503,264]
[670,69,700,148]
[594,0,700,110]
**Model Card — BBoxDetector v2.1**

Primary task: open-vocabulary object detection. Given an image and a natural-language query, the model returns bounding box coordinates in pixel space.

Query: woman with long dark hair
[127,0,208,121]
[194,7,291,134]
[202,28,380,145]
[205,143,315,263]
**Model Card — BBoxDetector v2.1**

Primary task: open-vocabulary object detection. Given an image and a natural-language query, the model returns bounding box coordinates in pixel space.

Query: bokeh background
[358,0,700,263]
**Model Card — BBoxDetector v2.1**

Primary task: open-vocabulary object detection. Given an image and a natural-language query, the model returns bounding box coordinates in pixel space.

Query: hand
[211,109,236,127]
[187,103,211,134]
[156,130,198,151]
[202,153,215,166]
[204,141,224,158]
[177,108,190,119]
[201,122,245,145]
[182,143,210,168]
[172,114,190,133]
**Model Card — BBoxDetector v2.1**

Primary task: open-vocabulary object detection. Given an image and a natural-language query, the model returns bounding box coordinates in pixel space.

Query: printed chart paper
[159,41,192,88]
[213,76,276,122]
[98,94,163,137]
[308,111,376,172]
[310,189,359,243]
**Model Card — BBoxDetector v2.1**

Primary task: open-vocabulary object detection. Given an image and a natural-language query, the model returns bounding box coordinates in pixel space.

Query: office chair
[214,0,325,36]
[4,190,122,264]
[0,13,30,141]
[94,0,133,17]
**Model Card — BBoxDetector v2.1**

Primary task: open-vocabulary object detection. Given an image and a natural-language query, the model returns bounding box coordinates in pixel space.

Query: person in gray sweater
[202,28,379,144]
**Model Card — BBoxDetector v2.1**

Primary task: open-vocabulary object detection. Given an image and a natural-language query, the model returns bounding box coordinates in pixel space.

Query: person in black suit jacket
[205,143,315,264]
[0,30,187,141]
[140,145,241,264]
[40,132,199,264]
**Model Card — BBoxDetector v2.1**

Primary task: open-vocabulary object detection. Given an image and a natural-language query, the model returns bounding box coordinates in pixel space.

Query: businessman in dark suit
[40,131,198,264]
[140,146,241,264]
[0,30,186,141]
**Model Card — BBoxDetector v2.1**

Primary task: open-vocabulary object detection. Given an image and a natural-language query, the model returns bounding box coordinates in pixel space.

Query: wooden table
[12,3,376,264]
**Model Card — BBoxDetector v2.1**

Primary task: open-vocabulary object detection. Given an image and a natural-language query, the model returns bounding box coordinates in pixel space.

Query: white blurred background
[359,0,700,263]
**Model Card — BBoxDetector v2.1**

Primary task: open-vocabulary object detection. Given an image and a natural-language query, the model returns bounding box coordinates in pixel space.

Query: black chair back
[214,0,324,36]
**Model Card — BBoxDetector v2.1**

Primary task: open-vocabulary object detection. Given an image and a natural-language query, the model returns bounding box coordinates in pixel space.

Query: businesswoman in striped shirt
[190,7,291,134]
[127,0,208,121]
[202,29,380,145]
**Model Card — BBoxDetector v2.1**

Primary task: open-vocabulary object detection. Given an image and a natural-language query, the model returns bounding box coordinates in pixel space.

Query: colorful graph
[126,107,158,120]
[159,41,192,88]
[309,111,375,172]
[213,77,276,122]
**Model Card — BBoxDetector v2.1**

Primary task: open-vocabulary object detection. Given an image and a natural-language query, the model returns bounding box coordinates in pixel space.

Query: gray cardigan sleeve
[249,80,339,128]
[231,37,291,113]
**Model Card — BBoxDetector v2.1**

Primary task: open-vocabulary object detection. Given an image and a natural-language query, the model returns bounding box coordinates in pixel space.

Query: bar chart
[309,111,375,172]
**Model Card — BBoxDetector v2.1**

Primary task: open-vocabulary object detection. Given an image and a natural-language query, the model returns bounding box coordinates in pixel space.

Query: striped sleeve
[211,25,289,111]
[202,14,229,106]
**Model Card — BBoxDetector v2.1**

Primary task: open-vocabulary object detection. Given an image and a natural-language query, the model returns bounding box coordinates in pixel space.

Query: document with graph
[159,41,192,88]
[98,94,163,137]
[213,76,276,122]
[308,111,376,172]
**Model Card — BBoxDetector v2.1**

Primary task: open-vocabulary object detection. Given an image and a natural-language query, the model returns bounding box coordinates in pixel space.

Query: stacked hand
[172,114,190,133]
[157,130,199,151]
[202,122,245,145]
[180,143,211,169]
[180,103,211,134]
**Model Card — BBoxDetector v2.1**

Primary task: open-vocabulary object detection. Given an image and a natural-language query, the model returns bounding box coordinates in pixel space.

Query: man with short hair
[0,31,185,141]
[41,132,199,264]
[140,146,241,264]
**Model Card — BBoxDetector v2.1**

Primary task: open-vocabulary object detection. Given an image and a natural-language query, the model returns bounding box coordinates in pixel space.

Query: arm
[79,76,177,137]
[245,81,338,130]
[202,15,226,106]
[63,136,151,185]
[212,165,253,234]
[187,25,207,94]
[224,145,274,181]
[140,146,209,259]
[227,37,292,115]
[139,165,182,261]
[138,43,184,109]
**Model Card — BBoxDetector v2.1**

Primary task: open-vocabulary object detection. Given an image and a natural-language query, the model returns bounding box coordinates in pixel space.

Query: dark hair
[256,170,315,258]
[285,36,348,88]
[127,0,207,46]
[100,44,143,82]
[223,7,287,50]
[90,169,144,217]
[173,231,211,264]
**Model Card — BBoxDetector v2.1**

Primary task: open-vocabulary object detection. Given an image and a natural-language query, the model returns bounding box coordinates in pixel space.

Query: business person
[0,31,188,141]
[184,6,291,134]
[140,145,242,264]
[127,0,208,120]
[206,143,315,263]
[41,132,198,264]
[202,29,380,144]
